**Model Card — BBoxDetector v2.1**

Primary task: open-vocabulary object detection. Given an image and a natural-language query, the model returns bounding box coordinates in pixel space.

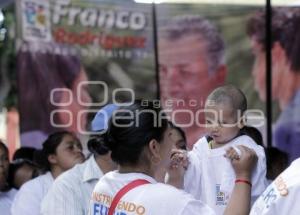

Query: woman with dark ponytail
[41,104,118,215]
[87,134,110,156]
[89,101,258,215]
[11,131,84,215]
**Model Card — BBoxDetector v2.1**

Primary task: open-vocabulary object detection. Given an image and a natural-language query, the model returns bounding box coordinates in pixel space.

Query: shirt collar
[82,155,103,182]
[111,171,158,184]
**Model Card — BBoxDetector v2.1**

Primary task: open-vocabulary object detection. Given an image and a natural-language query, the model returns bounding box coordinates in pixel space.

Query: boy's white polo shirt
[184,135,268,214]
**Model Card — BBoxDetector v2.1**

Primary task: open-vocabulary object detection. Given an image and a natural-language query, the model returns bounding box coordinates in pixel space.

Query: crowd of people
[1,7,300,215]
[0,86,296,215]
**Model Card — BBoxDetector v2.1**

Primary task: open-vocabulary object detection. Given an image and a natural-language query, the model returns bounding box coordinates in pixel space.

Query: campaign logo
[25,2,46,25]
[21,0,51,41]
[216,184,228,206]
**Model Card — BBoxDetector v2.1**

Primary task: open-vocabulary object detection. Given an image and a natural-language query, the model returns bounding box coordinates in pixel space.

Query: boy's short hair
[206,85,247,116]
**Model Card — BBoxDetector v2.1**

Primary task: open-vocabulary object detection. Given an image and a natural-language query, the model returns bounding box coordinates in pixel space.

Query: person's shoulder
[145,183,214,214]
[18,175,42,192]
[251,165,300,215]
[2,188,18,199]
[9,188,18,197]
[148,183,193,199]
[291,157,300,167]
[93,171,114,188]
[233,135,265,153]
[52,162,86,186]
[194,136,209,146]
[260,159,300,198]
[36,171,53,182]
[17,172,52,196]
[234,134,256,144]
[100,170,115,180]
[192,136,209,152]
[0,189,17,208]
[143,183,193,207]
[282,158,300,186]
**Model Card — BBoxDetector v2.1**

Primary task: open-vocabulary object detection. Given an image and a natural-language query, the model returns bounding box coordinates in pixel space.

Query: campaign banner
[15,0,155,148]
[156,4,265,148]
[156,3,300,163]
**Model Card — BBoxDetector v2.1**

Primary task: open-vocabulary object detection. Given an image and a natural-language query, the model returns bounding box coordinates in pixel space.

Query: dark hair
[41,131,77,171]
[281,13,300,71]
[240,126,263,146]
[87,134,110,155]
[159,15,225,74]
[0,141,9,191]
[105,101,168,165]
[168,121,187,150]
[17,42,82,134]
[8,159,39,189]
[0,140,8,156]
[246,8,290,51]
[13,147,37,161]
[265,147,288,180]
[247,8,300,71]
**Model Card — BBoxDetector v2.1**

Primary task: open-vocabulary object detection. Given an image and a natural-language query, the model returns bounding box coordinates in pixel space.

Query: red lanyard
[108,179,150,215]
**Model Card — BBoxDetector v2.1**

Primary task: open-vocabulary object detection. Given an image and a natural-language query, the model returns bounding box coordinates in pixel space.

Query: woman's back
[90,171,214,215]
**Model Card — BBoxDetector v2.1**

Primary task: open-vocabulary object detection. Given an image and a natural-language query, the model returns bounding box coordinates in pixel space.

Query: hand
[166,149,188,188]
[226,145,258,180]
[170,149,189,170]
[224,146,241,161]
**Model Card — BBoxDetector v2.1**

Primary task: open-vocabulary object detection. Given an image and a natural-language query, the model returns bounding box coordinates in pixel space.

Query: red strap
[108,179,150,215]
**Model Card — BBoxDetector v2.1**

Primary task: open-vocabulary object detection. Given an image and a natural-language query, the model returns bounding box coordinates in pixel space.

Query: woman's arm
[224,146,258,215]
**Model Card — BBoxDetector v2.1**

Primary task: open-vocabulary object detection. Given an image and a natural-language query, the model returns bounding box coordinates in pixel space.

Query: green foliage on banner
[0,5,17,110]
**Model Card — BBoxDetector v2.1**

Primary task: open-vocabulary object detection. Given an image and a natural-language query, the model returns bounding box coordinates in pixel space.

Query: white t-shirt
[0,188,17,215]
[41,155,103,215]
[250,158,300,215]
[184,135,268,214]
[11,172,53,215]
[89,171,215,215]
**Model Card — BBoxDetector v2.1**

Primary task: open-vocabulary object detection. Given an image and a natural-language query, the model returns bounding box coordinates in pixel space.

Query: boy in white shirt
[183,85,268,214]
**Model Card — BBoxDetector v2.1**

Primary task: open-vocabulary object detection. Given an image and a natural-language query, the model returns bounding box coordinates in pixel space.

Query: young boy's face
[204,102,241,145]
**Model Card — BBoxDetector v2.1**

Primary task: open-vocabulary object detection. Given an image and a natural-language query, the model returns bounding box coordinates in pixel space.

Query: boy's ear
[237,115,246,129]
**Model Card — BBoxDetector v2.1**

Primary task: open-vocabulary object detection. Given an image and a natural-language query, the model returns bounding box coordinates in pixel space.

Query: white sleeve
[181,200,215,215]
[250,146,268,204]
[40,179,83,215]
[183,150,202,200]
[250,183,300,215]
[11,182,40,215]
